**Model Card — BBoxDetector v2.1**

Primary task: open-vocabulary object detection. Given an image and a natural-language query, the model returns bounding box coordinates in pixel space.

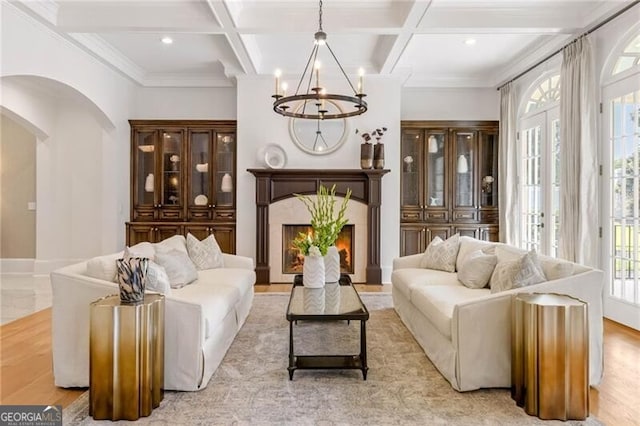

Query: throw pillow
[457,249,498,289]
[86,253,122,282]
[420,233,461,273]
[154,234,188,255]
[127,242,155,260]
[455,236,496,272]
[540,258,575,281]
[490,250,547,294]
[186,233,224,270]
[146,261,172,295]
[154,249,198,289]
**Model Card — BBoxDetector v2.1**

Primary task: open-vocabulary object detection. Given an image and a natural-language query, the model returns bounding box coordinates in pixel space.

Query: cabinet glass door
[425,130,446,208]
[479,130,498,208]
[134,130,157,207]
[401,130,422,208]
[161,131,183,207]
[216,133,235,207]
[190,131,212,207]
[453,130,476,208]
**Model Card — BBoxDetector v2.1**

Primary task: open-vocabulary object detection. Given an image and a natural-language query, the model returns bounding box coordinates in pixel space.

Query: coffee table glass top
[287,282,368,319]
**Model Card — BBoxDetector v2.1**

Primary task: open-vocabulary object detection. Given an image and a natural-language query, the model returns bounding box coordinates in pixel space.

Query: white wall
[133,87,237,119]
[402,88,500,120]
[237,75,402,282]
[1,2,134,271]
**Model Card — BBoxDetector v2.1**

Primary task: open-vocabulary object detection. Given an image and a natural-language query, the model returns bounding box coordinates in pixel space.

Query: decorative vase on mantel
[373,142,385,169]
[360,142,373,169]
[303,254,325,288]
[324,246,340,283]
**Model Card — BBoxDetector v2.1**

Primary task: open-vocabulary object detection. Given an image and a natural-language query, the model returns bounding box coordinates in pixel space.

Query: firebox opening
[282,224,354,275]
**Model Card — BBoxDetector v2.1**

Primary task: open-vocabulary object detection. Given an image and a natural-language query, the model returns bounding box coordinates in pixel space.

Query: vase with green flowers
[293,184,352,285]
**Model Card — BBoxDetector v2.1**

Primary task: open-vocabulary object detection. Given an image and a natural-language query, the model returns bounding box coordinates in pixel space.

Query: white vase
[303,288,325,314]
[221,173,233,193]
[324,246,340,283]
[144,173,154,192]
[457,155,469,174]
[303,255,325,288]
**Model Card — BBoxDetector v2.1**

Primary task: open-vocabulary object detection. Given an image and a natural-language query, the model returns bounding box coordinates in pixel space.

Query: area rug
[64,293,601,425]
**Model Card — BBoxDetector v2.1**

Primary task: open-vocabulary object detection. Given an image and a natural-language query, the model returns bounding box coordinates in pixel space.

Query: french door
[602,77,640,330]
[519,109,560,256]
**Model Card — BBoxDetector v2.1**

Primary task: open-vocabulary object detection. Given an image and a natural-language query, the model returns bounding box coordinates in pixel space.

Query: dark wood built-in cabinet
[126,120,237,253]
[400,121,499,256]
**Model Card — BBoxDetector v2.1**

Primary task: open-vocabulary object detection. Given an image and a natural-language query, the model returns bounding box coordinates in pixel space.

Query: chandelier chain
[318,0,323,31]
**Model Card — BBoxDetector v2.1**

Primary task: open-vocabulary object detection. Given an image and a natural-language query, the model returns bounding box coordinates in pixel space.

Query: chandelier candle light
[272,0,367,120]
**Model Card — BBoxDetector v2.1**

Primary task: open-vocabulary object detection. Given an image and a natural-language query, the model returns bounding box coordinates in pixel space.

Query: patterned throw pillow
[186,233,224,270]
[420,233,461,272]
[146,261,172,295]
[154,249,198,289]
[457,249,498,289]
[490,250,547,293]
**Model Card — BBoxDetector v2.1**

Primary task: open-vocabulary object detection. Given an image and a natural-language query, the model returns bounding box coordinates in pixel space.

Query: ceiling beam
[379,0,433,75]
[205,0,256,76]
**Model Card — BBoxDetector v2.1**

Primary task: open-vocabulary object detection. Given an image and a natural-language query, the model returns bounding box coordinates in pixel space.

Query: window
[602,29,640,330]
[519,74,561,256]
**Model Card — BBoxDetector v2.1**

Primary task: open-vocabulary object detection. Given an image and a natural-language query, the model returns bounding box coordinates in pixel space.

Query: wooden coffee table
[286,275,369,380]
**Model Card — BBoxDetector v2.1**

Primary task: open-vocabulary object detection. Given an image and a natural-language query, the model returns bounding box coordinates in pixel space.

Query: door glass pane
[479,131,498,207]
[521,125,542,252]
[609,89,640,306]
[190,132,211,206]
[216,133,235,207]
[426,131,445,207]
[135,131,155,206]
[162,131,182,206]
[401,130,421,207]
[455,132,474,207]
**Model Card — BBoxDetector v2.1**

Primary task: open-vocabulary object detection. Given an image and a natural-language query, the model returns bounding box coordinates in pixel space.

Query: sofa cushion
[154,249,198,289]
[456,237,496,272]
[420,234,461,272]
[172,268,255,339]
[186,233,224,270]
[411,285,491,339]
[391,268,460,301]
[457,249,497,289]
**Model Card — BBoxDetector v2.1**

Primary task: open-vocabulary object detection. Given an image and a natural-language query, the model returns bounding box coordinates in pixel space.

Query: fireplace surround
[247,169,389,284]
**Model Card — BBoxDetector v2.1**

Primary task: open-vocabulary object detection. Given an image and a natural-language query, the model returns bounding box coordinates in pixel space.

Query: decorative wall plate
[264,144,287,169]
[194,194,208,206]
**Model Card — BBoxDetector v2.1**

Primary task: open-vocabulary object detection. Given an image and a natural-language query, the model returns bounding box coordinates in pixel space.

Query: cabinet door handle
[208,204,212,208]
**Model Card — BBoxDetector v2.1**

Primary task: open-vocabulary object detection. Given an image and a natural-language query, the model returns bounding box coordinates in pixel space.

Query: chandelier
[272,0,367,120]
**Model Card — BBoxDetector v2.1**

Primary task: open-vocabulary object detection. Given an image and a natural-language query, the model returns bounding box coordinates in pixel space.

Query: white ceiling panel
[6,0,635,88]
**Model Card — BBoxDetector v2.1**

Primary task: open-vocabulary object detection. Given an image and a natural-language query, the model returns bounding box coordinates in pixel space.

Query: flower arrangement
[356,127,387,143]
[292,184,352,256]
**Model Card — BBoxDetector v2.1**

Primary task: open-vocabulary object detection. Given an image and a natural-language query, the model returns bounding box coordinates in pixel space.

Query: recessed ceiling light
[161,36,173,45]
[464,38,477,46]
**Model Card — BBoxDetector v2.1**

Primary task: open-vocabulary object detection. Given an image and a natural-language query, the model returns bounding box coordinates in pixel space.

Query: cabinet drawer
[159,210,183,220]
[401,210,422,221]
[425,211,448,222]
[189,210,213,220]
[133,209,155,221]
[453,211,477,222]
[480,211,499,223]
[215,210,236,221]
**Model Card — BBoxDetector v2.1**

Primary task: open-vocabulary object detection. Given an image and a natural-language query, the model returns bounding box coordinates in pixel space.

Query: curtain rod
[496,0,640,91]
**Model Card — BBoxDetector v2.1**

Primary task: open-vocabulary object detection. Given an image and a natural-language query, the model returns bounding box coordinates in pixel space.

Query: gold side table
[511,293,589,421]
[90,294,165,421]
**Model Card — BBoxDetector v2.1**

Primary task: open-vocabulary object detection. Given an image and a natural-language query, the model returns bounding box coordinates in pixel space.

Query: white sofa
[50,239,255,392]
[391,236,604,392]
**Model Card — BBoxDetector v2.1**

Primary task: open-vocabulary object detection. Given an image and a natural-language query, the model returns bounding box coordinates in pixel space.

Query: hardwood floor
[1,284,638,425]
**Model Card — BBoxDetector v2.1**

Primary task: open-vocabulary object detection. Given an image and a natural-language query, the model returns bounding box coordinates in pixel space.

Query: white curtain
[559,36,599,266]
[498,82,518,245]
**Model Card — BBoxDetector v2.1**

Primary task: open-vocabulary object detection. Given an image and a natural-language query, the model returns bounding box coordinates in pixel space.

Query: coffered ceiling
[11,0,635,88]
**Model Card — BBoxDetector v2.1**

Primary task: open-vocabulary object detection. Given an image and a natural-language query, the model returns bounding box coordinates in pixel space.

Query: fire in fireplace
[282,224,354,274]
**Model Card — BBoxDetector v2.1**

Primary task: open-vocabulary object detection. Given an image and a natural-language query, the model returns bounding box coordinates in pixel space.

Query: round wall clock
[289,100,348,155]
